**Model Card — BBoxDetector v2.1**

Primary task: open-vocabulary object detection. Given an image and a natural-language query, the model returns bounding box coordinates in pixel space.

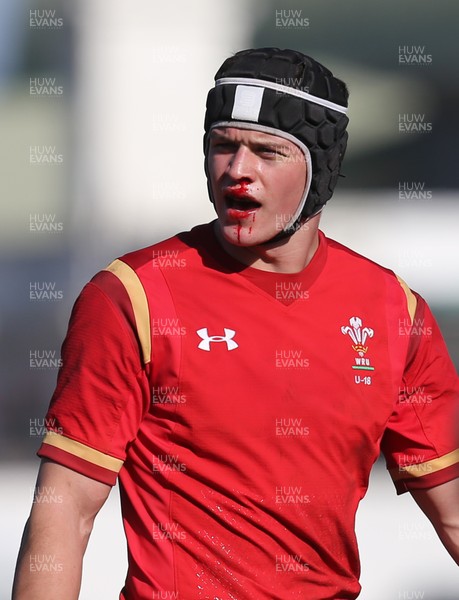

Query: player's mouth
[224,187,262,219]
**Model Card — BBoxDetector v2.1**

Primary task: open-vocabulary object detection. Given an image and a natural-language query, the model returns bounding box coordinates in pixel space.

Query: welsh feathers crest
[341,316,374,356]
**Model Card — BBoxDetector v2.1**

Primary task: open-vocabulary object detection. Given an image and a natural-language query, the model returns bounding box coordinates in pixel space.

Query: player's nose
[226,145,255,181]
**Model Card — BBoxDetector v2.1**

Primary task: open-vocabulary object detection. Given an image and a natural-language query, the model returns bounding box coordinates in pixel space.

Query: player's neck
[215,215,321,274]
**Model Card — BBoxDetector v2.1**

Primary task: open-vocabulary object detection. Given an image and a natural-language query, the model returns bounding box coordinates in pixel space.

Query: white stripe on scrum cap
[210,120,313,232]
[231,85,265,122]
[216,76,348,115]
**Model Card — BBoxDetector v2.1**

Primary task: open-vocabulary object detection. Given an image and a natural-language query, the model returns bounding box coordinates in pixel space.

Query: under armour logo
[196,328,238,351]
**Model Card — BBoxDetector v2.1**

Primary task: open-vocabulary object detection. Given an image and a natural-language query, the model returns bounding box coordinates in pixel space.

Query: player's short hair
[204,47,349,232]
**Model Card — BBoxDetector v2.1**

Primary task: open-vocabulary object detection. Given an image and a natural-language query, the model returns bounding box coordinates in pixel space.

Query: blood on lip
[227,182,250,197]
[224,182,260,206]
[224,183,258,241]
[227,208,256,220]
[225,183,260,216]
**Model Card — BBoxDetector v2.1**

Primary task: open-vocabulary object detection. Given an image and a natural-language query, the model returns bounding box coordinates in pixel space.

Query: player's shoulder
[325,232,396,278]
[324,232,417,304]
[78,223,213,354]
[85,222,213,303]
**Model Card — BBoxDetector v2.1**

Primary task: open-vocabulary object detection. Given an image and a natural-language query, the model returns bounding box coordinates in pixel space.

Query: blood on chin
[222,222,269,246]
[219,208,274,245]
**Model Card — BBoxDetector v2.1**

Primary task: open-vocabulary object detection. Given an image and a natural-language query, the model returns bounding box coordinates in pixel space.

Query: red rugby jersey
[38,224,459,599]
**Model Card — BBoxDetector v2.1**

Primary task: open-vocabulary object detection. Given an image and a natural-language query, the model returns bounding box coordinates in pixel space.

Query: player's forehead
[210,126,298,149]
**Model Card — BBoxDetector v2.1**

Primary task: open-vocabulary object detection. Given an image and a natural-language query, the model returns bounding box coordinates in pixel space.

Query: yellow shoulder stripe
[42,432,124,473]
[104,259,151,364]
[390,448,459,481]
[396,275,417,324]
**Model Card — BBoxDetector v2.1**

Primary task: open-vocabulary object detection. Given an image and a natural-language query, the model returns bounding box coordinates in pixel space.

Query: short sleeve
[381,293,459,494]
[37,270,151,485]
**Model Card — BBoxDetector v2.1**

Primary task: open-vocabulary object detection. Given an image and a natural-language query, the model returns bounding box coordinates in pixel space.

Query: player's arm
[410,478,459,565]
[12,458,111,600]
[382,289,459,564]
[13,273,149,598]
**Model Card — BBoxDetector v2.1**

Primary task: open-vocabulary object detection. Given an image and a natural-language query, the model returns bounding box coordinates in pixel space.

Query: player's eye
[258,145,287,158]
[211,140,237,152]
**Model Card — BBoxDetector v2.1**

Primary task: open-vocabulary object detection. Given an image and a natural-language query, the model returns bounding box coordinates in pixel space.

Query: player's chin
[221,223,274,247]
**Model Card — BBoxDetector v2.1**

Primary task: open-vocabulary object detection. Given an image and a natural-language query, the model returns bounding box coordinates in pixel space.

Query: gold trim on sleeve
[104,259,151,363]
[396,275,417,325]
[42,432,124,473]
[390,448,459,481]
